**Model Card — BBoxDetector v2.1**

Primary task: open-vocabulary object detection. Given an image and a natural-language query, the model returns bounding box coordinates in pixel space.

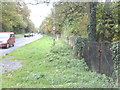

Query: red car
[0,32,15,48]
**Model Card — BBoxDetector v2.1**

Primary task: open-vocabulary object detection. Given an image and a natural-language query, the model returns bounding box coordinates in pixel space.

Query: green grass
[1,36,117,88]
[15,34,24,38]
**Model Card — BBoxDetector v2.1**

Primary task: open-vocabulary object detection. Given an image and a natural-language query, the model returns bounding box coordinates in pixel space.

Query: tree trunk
[88,2,97,42]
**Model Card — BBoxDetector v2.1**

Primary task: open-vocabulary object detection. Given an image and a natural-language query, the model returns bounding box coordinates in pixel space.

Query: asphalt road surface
[0,34,43,56]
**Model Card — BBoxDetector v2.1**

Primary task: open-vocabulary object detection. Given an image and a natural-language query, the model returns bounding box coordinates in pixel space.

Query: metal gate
[84,42,114,77]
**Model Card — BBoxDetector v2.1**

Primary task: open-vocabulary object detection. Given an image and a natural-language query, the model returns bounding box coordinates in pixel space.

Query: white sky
[27,4,53,28]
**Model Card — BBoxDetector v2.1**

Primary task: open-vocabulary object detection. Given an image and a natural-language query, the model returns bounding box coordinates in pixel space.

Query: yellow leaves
[10,21,13,25]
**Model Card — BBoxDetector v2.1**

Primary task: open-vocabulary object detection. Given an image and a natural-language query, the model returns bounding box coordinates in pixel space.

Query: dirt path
[0,56,23,73]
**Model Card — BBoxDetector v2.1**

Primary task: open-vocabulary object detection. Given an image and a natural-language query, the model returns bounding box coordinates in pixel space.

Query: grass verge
[15,34,24,38]
[1,36,117,88]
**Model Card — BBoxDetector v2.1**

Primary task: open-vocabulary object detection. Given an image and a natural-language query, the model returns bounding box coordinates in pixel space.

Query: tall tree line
[39,1,119,42]
[1,2,35,34]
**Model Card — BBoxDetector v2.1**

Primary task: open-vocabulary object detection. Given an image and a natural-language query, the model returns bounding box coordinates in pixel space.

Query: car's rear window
[0,33,10,38]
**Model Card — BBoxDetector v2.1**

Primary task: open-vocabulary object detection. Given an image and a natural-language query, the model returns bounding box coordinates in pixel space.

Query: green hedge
[110,40,120,79]
[74,36,87,59]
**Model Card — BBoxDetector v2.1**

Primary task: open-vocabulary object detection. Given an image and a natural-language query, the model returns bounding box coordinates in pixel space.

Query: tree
[40,2,88,38]
[87,2,97,41]
[1,2,35,34]
[96,2,119,42]
[39,1,119,42]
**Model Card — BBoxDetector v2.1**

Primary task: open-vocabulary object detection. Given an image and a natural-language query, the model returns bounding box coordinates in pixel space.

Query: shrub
[110,40,120,81]
[74,36,87,59]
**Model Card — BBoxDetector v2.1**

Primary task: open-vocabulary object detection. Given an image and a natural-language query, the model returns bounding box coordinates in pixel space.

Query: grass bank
[1,36,117,88]
[15,34,24,38]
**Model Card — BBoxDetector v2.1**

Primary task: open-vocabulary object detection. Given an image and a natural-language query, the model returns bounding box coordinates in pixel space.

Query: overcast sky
[27,3,53,28]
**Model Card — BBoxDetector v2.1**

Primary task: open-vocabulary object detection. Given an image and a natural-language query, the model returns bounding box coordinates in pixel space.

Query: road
[0,34,43,56]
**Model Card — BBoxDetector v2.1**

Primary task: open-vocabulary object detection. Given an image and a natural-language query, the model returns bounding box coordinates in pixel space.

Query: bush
[110,40,120,81]
[46,39,116,88]
[74,36,87,59]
